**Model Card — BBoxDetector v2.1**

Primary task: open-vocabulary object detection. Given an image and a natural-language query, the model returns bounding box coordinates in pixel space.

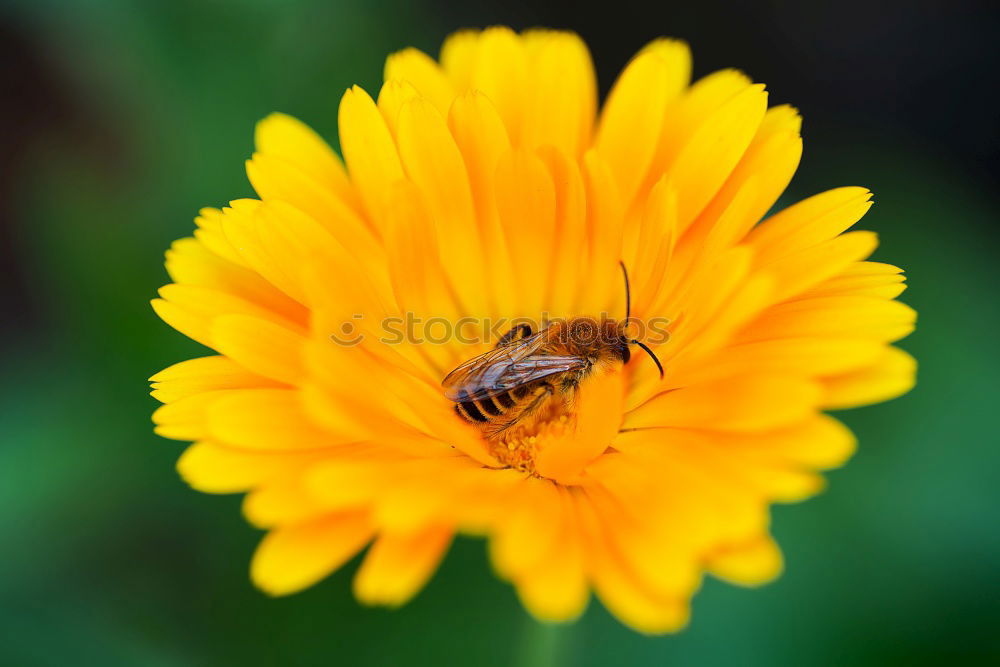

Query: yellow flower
[150,27,916,633]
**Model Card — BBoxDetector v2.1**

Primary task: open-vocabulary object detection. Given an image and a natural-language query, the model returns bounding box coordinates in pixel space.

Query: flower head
[150,27,916,633]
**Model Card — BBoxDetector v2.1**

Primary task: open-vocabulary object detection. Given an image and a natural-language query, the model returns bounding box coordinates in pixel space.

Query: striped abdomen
[453,384,538,426]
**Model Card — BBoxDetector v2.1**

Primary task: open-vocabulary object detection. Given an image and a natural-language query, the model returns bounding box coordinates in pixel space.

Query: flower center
[487,371,625,482]
[489,399,574,473]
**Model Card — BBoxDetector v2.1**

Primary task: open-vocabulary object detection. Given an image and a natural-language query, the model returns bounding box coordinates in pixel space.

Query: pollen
[492,410,573,473]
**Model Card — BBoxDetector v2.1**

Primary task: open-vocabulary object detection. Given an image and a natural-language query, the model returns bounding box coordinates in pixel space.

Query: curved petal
[150,356,283,403]
[354,524,454,607]
[595,40,690,206]
[384,47,455,116]
[177,441,319,493]
[518,30,597,157]
[338,85,404,228]
[250,512,373,596]
[822,346,917,409]
[706,534,783,586]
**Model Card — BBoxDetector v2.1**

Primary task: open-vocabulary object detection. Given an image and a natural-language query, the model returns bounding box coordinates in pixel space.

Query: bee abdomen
[454,390,518,425]
[495,391,516,409]
[455,400,488,423]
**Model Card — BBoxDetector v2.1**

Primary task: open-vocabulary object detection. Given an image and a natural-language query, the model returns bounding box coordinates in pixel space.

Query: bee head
[612,319,664,378]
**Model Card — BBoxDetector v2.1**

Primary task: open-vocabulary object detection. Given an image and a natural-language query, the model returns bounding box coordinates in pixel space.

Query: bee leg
[496,323,533,348]
[486,385,552,439]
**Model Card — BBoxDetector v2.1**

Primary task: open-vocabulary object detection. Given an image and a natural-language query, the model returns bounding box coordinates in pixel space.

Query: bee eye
[619,343,631,364]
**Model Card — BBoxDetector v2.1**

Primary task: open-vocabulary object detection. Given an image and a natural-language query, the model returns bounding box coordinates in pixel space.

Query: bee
[442,262,663,441]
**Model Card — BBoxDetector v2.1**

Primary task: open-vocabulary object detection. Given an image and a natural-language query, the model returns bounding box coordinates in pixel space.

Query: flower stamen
[490,400,574,473]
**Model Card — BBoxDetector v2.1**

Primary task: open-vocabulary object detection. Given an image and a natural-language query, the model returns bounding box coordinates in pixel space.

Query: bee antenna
[619,261,631,321]
[632,340,664,379]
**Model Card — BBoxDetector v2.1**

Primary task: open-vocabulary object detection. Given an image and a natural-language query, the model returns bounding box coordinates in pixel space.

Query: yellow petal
[468,26,527,144]
[712,415,857,471]
[595,40,691,205]
[513,495,589,623]
[748,186,874,264]
[494,148,557,319]
[537,146,588,316]
[675,338,885,385]
[298,382,430,451]
[614,428,823,506]
[395,97,491,317]
[585,482,701,599]
[151,389,235,441]
[376,79,420,139]
[448,92,516,314]
[299,258,397,354]
[742,296,917,344]
[254,112,360,215]
[534,371,623,483]
[207,388,366,449]
[150,355,282,403]
[250,199,383,309]
[823,346,917,409]
[518,30,596,157]
[626,375,822,432]
[210,314,305,385]
[153,283,303,350]
[659,177,759,302]
[445,466,524,534]
[805,261,907,300]
[684,104,803,252]
[353,524,453,607]
[663,81,768,230]
[384,48,455,117]
[369,457,507,532]
[712,454,826,502]
[372,475,459,534]
[489,477,563,579]
[595,443,767,547]
[217,199,307,304]
[707,535,783,586]
[194,207,246,267]
[381,180,458,328]
[165,236,305,323]
[630,178,679,317]
[243,476,327,528]
[763,230,880,302]
[439,29,481,89]
[651,69,749,162]
[246,152,381,260]
[574,490,691,634]
[590,565,690,635]
[304,327,497,465]
[337,85,404,227]
[250,512,373,596]
[304,455,392,511]
[576,151,625,317]
[648,246,768,370]
[447,91,510,221]
[177,441,317,493]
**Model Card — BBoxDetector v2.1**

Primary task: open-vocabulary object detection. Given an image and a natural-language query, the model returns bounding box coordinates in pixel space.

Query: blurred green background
[1,1,997,664]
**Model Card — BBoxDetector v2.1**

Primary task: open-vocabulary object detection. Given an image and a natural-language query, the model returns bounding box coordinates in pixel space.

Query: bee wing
[443,354,588,401]
[442,333,586,401]
[442,333,547,400]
